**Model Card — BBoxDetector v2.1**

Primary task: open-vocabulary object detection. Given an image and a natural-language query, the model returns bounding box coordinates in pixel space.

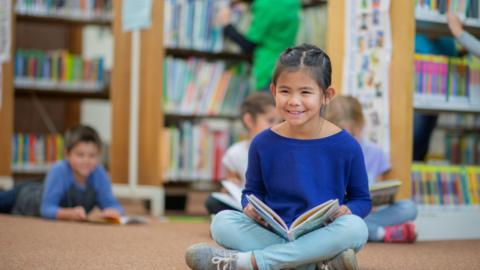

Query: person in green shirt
[217,0,300,91]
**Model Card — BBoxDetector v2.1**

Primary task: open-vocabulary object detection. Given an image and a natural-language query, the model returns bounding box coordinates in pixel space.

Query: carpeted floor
[1,213,480,270]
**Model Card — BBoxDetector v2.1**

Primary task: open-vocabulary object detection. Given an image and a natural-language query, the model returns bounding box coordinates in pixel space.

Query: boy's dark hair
[272,44,332,91]
[240,92,275,122]
[64,124,102,152]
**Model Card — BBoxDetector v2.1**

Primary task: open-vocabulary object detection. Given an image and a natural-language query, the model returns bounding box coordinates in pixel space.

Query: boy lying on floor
[0,125,123,221]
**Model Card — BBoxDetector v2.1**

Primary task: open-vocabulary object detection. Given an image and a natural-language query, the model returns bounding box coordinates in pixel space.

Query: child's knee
[210,210,242,240]
[397,200,418,221]
[337,215,369,245]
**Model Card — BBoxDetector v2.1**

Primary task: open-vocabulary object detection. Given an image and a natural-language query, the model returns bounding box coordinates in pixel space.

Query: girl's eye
[302,91,313,95]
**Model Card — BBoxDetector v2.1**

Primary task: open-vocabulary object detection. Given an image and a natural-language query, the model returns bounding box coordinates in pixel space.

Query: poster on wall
[343,0,392,154]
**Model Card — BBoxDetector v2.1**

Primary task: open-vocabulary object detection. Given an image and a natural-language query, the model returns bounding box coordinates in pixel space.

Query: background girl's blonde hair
[325,95,364,133]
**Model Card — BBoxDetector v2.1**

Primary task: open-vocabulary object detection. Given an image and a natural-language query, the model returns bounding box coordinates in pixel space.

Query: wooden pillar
[110,0,132,183]
[110,0,165,185]
[386,0,415,199]
[138,0,165,185]
[0,5,15,177]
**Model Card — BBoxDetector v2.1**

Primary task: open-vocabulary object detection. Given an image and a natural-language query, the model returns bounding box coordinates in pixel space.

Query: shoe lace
[319,263,331,270]
[211,251,237,270]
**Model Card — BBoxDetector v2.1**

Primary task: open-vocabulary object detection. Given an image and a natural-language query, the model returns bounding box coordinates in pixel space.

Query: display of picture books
[369,179,402,206]
[246,194,339,241]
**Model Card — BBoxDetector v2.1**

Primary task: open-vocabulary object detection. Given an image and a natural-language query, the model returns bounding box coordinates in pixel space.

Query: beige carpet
[1,213,480,270]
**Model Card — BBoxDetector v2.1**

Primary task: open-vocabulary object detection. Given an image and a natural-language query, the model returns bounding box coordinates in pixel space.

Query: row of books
[296,4,327,49]
[414,54,480,107]
[161,120,243,182]
[437,112,480,128]
[164,0,328,53]
[12,133,64,172]
[163,0,227,52]
[163,57,251,116]
[16,0,112,20]
[14,49,106,91]
[442,132,480,165]
[415,0,480,19]
[411,164,480,207]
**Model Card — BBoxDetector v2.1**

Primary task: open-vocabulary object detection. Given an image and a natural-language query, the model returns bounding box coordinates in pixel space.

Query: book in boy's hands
[369,179,401,206]
[211,180,243,211]
[246,194,339,241]
[88,215,148,225]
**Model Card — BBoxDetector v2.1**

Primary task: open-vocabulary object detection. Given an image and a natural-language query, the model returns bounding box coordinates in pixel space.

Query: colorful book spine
[11,133,64,172]
[411,164,480,207]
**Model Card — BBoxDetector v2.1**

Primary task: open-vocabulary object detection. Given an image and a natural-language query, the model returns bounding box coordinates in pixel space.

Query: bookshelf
[0,1,112,179]
[411,1,480,239]
[414,1,480,166]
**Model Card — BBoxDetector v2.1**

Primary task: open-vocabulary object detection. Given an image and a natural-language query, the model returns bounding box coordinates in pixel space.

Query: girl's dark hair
[271,44,332,90]
[64,124,102,152]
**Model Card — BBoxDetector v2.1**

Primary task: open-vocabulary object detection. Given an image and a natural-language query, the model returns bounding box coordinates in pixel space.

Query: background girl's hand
[216,6,232,26]
[447,12,464,38]
[331,205,352,220]
[243,203,268,227]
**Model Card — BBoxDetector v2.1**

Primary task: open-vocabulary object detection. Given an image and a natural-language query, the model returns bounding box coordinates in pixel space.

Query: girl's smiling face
[270,69,327,129]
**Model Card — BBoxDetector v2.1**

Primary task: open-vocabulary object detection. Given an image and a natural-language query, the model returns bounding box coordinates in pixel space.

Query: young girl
[326,95,418,243]
[185,44,371,270]
[0,125,123,221]
[204,92,280,214]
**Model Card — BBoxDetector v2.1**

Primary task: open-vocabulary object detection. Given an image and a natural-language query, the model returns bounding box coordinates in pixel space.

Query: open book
[211,180,243,211]
[247,194,339,241]
[88,215,148,225]
[369,179,401,206]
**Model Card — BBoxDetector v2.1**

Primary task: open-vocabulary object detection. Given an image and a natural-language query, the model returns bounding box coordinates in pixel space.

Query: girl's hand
[243,203,268,227]
[331,205,352,220]
[216,6,232,26]
[447,12,464,38]
[100,208,121,220]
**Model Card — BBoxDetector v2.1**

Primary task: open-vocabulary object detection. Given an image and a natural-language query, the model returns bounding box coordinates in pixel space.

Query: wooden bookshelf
[15,14,111,26]
[14,88,110,100]
[165,48,252,62]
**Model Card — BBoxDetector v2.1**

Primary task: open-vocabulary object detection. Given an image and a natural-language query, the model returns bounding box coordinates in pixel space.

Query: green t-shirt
[246,0,300,90]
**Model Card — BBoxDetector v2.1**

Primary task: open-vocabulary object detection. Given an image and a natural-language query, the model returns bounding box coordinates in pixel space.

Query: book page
[246,194,289,240]
[290,199,338,229]
[211,192,242,211]
[221,180,242,204]
[369,179,401,191]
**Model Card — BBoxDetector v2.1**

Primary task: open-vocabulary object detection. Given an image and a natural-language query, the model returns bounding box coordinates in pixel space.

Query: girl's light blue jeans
[364,199,418,241]
[211,210,368,270]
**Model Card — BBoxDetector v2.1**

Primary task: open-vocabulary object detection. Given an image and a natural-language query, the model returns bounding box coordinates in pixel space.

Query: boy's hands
[331,205,352,220]
[100,208,121,220]
[243,203,268,227]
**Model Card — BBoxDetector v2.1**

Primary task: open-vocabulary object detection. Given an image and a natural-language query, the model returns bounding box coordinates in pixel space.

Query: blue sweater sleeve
[345,147,372,218]
[40,162,69,219]
[241,142,266,208]
[93,167,124,214]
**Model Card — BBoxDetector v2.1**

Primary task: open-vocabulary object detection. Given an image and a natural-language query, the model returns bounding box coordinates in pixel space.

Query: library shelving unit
[411,1,480,240]
[11,1,111,178]
[0,2,112,185]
